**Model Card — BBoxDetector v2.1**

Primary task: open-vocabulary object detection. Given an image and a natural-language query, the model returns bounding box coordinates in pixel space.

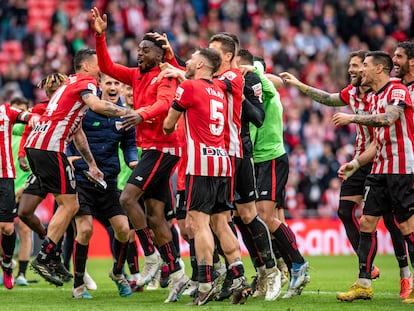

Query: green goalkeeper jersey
[249,61,286,163]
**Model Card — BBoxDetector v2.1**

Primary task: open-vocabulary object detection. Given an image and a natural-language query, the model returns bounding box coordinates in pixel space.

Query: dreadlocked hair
[37,73,68,97]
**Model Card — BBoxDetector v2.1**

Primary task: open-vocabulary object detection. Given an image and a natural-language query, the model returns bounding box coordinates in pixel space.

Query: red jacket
[95,33,181,154]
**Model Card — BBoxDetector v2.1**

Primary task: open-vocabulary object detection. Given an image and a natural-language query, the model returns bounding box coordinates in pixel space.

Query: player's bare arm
[82,93,132,117]
[351,105,402,127]
[163,107,182,135]
[338,139,376,180]
[72,128,96,167]
[73,129,104,180]
[280,72,344,107]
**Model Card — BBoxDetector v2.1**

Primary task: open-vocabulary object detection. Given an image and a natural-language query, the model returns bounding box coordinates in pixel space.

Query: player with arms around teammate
[25,49,138,287]
[67,74,138,298]
[332,51,414,303]
[91,9,188,303]
[280,51,410,298]
[163,48,241,305]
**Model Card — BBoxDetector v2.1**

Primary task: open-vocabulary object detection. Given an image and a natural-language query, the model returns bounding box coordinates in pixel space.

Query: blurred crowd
[1,0,413,219]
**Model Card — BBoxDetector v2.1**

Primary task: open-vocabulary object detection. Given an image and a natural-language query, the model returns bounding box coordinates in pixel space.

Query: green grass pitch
[1,255,412,310]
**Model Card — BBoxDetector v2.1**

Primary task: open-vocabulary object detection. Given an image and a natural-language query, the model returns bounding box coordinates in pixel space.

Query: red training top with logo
[0,104,28,178]
[369,80,414,174]
[215,68,243,158]
[25,74,96,153]
[95,33,181,155]
[340,84,374,158]
[173,78,231,177]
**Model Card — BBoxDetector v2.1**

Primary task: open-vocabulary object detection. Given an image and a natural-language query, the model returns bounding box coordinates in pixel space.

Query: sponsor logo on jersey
[221,71,237,81]
[391,89,406,101]
[88,83,97,95]
[202,147,228,156]
[33,123,50,132]
[175,86,184,101]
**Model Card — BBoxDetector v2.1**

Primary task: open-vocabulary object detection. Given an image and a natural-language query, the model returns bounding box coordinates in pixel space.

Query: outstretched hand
[279,72,299,86]
[91,7,107,34]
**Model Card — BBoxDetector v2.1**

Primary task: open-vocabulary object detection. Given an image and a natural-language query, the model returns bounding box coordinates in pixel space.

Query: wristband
[350,158,360,170]
[343,158,360,180]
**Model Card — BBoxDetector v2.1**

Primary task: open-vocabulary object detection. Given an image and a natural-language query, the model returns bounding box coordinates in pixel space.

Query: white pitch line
[1,288,399,298]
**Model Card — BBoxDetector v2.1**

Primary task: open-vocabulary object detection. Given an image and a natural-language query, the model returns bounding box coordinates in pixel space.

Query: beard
[139,60,158,73]
[185,68,195,79]
[396,62,409,78]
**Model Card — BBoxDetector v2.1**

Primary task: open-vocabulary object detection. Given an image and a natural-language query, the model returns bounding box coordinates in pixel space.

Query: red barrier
[87,218,393,258]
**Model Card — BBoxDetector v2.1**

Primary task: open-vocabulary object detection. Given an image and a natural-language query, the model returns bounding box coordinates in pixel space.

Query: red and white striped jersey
[0,104,28,178]
[406,81,414,102]
[173,78,231,177]
[340,84,374,158]
[25,74,97,153]
[369,80,414,174]
[215,68,243,158]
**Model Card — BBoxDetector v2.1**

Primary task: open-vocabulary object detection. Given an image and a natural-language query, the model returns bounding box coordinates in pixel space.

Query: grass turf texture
[1,255,412,310]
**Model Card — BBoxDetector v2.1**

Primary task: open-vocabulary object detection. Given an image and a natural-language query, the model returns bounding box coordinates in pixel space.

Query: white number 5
[210,99,224,136]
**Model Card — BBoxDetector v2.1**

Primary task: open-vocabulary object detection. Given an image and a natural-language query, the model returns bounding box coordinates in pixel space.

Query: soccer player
[208,33,285,302]
[9,96,33,286]
[26,48,138,287]
[163,47,236,305]
[91,7,188,303]
[280,50,411,298]
[17,73,76,284]
[239,58,309,299]
[333,51,414,303]
[67,74,137,298]
[0,96,38,289]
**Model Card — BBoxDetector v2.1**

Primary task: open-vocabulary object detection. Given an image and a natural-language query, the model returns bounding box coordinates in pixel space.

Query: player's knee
[18,209,32,222]
[78,226,93,242]
[337,200,355,221]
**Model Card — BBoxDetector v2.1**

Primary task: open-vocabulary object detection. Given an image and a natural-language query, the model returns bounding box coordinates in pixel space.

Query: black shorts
[186,175,230,215]
[164,183,176,221]
[255,153,289,207]
[175,190,186,220]
[127,149,179,203]
[0,178,16,222]
[340,163,372,197]
[22,174,48,198]
[363,174,414,223]
[232,157,257,204]
[25,148,76,195]
[77,181,126,228]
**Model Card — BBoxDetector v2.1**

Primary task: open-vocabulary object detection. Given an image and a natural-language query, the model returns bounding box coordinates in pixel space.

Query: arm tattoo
[304,86,344,107]
[102,101,127,116]
[352,106,401,127]
[74,136,95,165]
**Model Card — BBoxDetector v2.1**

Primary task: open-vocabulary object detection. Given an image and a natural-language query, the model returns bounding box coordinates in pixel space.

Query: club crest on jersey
[391,89,406,101]
[151,77,158,85]
[175,86,184,101]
